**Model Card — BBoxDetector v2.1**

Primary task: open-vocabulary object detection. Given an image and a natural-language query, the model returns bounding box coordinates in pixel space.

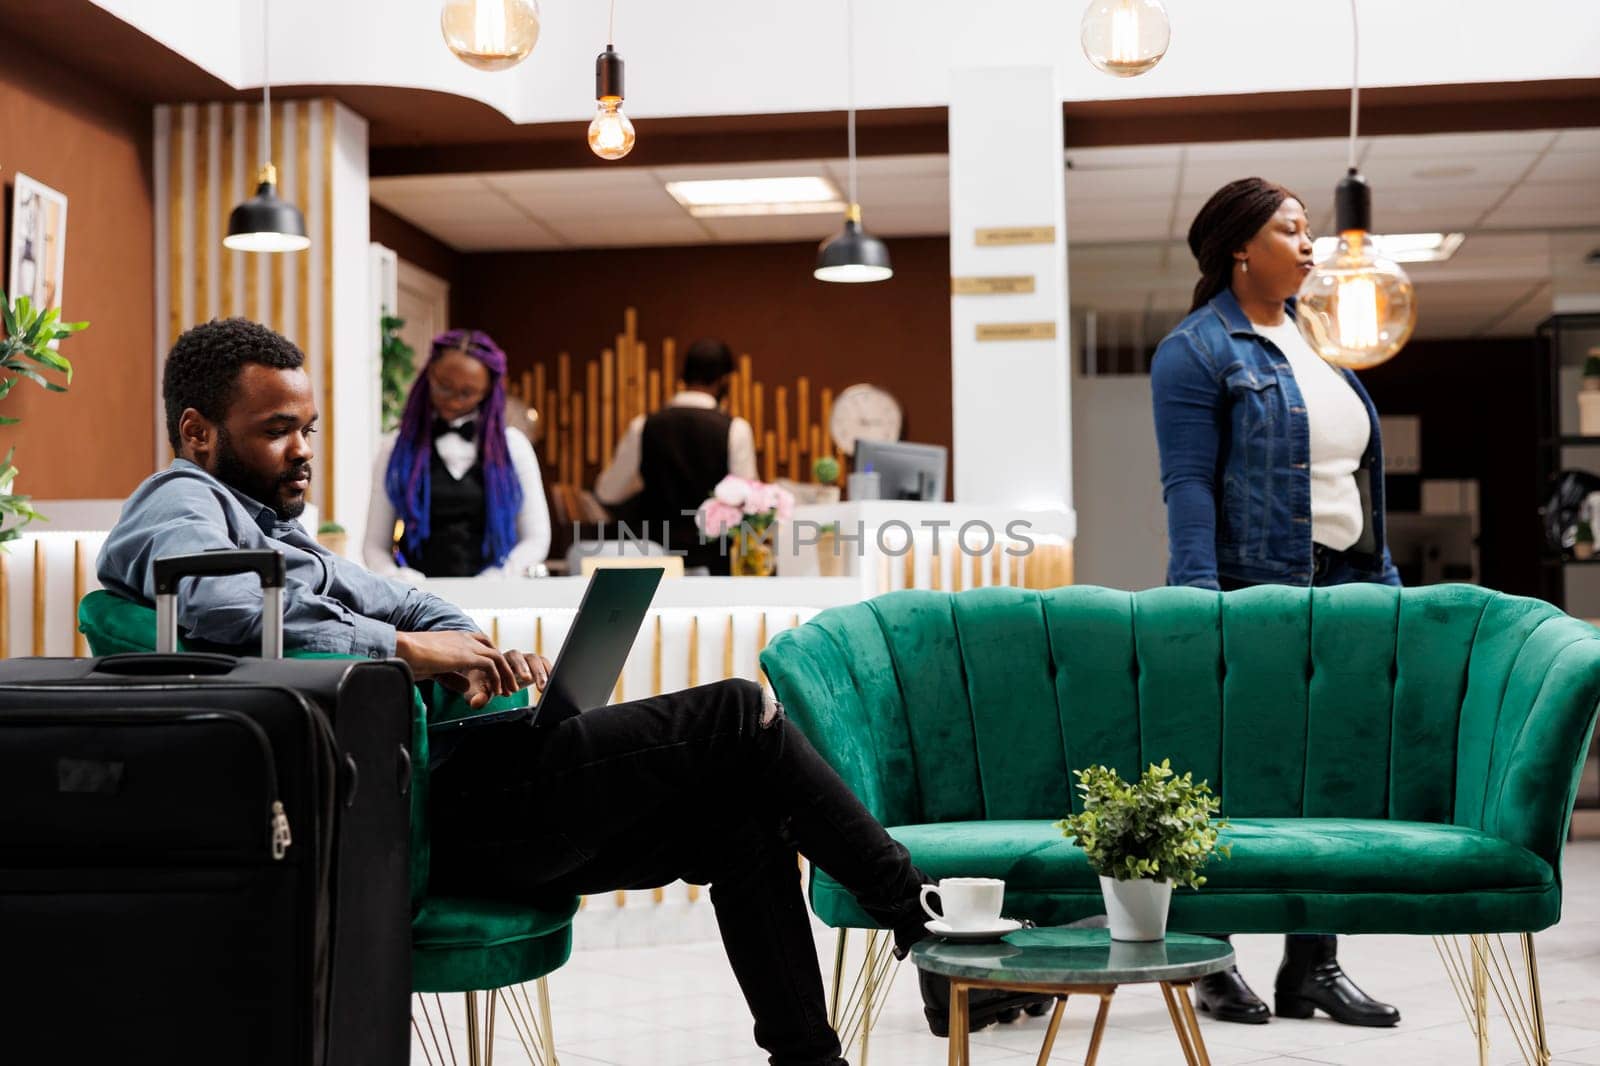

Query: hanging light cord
[609,0,616,48]
[261,0,271,173]
[1347,0,1360,171]
[846,0,858,207]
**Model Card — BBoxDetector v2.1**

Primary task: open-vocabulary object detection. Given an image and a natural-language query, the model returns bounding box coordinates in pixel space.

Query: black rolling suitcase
[0,550,415,1066]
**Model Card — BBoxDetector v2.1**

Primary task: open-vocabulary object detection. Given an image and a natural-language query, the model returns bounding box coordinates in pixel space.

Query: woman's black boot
[1274,935,1400,1027]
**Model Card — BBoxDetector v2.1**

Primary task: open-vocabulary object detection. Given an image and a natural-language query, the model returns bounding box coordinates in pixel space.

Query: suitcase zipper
[0,703,292,861]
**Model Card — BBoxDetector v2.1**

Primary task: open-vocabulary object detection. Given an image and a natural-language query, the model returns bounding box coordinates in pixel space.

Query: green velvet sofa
[760,583,1600,1060]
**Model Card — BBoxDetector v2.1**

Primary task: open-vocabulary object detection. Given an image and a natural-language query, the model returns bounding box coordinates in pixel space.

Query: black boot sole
[1196,998,1270,1025]
[1275,993,1400,1027]
[923,994,1056,1039]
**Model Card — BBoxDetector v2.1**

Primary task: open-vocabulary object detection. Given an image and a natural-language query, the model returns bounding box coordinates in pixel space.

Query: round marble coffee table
[910,928,1235,1066]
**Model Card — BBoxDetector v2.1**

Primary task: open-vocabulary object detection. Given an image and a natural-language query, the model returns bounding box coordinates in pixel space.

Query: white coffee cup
[919,877,1005,930]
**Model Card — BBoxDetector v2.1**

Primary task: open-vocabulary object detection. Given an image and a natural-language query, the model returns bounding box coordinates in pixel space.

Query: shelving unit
[1536,313,1600,835]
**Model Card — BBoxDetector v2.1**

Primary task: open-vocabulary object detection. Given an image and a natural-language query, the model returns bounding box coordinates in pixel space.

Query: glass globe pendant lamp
[1296,170,1417,369]
[1080,0,1171,77]
[441,0,541,72]
[588,45,636,160]
[1294,0,1418,369]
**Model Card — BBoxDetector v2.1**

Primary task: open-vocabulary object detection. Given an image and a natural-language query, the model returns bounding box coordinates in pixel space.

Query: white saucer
[925,918,1023,942]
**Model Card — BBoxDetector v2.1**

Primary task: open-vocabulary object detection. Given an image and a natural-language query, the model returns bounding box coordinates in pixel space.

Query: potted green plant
[0,292,86,546]
[1574,519,1595,561]
[379,311,416,433]
[1583,349,1600,391]
[1055,760,1228,942]
[317,520,348,557]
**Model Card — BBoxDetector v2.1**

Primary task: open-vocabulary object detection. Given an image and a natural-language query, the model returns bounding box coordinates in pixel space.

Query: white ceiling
[372,127,1600,339]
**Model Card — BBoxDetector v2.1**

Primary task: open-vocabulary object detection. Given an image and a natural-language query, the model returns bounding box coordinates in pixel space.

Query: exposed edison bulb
[1080,0,1171,77]
[588,97,636,160]
[440,0,541,72]
[1296,230,1418,370]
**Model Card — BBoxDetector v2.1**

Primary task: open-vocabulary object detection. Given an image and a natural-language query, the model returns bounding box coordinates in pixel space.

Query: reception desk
[775,500,1077,594]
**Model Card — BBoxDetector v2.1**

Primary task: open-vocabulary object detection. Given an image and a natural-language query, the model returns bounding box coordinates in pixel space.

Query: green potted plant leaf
[0,292,87,546]
[317,520,348,557]
[1574,519,1595,561]
[1055,759,1229,941]
[379,311,416,433]
[1583,349,1600,391]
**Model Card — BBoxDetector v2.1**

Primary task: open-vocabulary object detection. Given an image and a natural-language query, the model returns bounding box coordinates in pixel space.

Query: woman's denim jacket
[1150,290,1399,590]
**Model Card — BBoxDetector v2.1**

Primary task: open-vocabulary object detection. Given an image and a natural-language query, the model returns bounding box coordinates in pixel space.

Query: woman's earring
[1240,260,1249,274]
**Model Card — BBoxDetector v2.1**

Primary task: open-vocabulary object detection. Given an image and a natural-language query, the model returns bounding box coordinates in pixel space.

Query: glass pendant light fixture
[225,0,309,253]
[1080,0,1171,78]
[440,0,541,72]
[588,1,636,160]
[1295,0,1417,369]
[814,0,892,284]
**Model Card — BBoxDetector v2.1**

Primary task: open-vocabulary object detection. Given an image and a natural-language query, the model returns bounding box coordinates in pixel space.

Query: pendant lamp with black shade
[1294,0,1416,368]
[226,1,309,253]
[814,0,891,283]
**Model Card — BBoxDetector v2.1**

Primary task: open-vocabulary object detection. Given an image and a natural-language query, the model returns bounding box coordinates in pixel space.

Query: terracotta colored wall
[453,237,953,459]
[0,43,153,500]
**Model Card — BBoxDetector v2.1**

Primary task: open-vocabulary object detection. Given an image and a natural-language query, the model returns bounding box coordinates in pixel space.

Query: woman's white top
[363,419,551,581]
[1254,318,1370,552]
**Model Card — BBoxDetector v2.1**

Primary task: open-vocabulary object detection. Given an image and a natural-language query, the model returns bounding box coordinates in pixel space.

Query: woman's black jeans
[429,678,928,1066]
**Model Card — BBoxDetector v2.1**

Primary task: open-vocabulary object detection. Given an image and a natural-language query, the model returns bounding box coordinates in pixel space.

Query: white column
[330,103,376,553]
[947,63,1072,515]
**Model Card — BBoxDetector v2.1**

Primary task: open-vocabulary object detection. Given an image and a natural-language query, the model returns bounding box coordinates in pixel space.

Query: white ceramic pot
[1099,875,1172,942]
[1580,391,1600,436]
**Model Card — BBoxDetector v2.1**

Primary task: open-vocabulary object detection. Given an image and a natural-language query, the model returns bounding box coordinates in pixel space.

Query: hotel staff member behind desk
[594,338,756,574]
[366,329,551,581]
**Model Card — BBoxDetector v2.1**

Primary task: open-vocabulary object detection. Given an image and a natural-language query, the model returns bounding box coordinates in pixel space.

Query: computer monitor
[853,439,948,501]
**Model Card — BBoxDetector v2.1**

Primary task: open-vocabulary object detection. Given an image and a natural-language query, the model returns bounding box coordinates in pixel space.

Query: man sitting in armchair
[97,317,1045,1064]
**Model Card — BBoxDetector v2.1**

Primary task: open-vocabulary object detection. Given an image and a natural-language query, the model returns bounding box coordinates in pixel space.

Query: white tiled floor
[413,842,1600,1065]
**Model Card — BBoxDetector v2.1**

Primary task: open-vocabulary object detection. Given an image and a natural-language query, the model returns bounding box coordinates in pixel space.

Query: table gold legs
[1036,998,1067,1066]
[948,983,970,1066]
[946,984,1126,1066]
[1085,991,1113,1065]
[1160,982,1212,1066]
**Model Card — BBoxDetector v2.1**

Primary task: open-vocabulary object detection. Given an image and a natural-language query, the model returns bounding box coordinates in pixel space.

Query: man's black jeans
[429,678,928,1066]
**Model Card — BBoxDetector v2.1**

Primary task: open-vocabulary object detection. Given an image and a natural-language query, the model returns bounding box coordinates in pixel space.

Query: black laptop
[427,566,665,736]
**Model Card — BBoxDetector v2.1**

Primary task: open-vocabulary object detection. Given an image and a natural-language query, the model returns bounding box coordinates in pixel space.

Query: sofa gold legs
[827,929,902,1066]
[1434,933,1551,1066]
[412,978,560,1066]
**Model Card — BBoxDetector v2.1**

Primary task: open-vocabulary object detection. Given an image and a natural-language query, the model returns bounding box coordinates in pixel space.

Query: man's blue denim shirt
[98,459,479,656]
[1151,290,1399,590]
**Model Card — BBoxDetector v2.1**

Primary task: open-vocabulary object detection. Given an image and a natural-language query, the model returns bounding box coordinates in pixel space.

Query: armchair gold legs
[827,929,903,1066]
[413,977,560,1066]
[1434,933,1551,1066]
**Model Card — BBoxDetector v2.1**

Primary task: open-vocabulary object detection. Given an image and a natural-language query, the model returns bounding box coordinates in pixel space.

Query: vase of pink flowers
[697,476,795,577]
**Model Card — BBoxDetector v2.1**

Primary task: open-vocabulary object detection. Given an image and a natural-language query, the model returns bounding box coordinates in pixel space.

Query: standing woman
[1150,178,1400,1027]
[366,329,551,580]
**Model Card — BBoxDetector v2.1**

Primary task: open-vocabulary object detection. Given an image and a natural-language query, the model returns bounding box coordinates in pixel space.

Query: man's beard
[213,429,309,521]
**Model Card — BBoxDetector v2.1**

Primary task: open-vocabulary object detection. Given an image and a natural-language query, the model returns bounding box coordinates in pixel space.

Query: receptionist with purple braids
[364,329,551,580]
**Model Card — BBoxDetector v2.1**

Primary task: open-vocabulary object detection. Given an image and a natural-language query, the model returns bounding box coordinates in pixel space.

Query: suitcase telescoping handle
[152,549,287,658]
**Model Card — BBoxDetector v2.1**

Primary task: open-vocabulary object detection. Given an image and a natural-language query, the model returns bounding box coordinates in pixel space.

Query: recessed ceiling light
[665,176,845,218]
[1312,232,1465,264]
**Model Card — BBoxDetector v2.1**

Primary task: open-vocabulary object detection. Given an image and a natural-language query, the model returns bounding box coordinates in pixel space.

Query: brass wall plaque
[951,275,1036,295]
[974,226,1056,246]
[976,321,1057,341]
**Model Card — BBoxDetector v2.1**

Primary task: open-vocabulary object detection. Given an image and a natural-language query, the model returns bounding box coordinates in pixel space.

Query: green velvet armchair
[78,589,573,1066]
[760,582,1600,1066]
